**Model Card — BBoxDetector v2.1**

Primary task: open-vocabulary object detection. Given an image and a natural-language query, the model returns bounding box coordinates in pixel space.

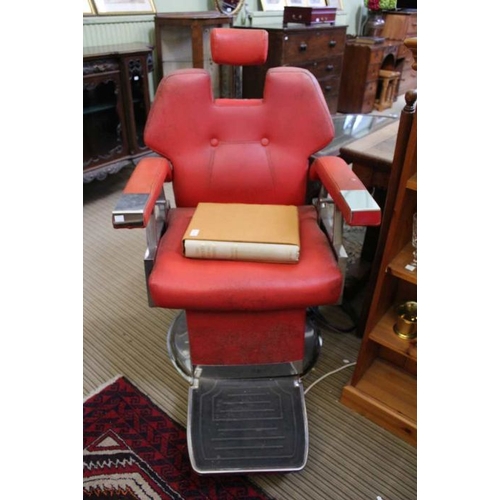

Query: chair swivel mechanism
[112,28,381,474]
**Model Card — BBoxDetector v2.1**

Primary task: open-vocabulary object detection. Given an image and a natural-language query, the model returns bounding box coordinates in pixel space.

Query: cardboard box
[183,203,300,263]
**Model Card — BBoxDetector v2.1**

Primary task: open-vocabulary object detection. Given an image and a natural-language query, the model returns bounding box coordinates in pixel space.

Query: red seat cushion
[149,206,343,311]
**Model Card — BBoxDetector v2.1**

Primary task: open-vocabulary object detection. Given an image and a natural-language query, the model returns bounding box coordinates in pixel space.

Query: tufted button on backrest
[144,67,334,207]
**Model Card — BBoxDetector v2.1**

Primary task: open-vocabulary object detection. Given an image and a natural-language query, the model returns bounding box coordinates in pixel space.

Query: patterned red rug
[83,376,274,499]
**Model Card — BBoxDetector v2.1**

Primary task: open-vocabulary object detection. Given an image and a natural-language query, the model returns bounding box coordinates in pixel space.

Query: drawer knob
[326,64,334,71]
[324,85,332,92]
[299,42,308,51]
[329,40,336,48]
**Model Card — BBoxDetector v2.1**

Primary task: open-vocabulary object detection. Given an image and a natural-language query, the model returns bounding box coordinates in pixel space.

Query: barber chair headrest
[210,27,268,66]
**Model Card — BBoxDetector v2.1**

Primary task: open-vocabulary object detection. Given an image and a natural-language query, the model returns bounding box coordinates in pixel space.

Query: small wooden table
[339,119,399,261]
[154,12,233,95]
[313,113,397,159]
[309,113,397,204]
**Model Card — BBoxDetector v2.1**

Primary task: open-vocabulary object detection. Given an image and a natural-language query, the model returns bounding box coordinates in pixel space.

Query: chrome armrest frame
[144,188,169,306]
[112,185,170,306]
[314,185,348,305]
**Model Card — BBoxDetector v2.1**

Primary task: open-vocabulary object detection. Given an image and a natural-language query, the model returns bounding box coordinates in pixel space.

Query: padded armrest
[309,156,381,226]
[112,157,172,229]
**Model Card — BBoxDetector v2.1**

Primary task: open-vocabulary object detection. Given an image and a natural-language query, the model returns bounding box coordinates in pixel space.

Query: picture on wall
[260,0,286,10]
[84,0,95,15]
[286,0,307,6]
[92,0,156,15]
[326,0,344,8]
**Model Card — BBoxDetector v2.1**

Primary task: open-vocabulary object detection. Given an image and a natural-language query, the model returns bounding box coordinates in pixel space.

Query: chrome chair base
[166,310,321,474]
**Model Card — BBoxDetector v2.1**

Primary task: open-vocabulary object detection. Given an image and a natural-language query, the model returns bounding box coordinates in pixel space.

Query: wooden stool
[374,69,400,111]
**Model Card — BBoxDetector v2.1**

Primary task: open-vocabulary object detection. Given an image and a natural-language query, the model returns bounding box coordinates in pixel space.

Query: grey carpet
[83,166,417,500]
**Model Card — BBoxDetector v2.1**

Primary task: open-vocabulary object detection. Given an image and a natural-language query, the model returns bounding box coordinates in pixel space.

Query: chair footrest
[188,377,308,474]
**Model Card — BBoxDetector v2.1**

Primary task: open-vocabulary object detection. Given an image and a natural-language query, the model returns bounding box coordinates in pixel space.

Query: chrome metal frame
[314,186,348,305]
[144,190,169,306]
[112,185,169,307]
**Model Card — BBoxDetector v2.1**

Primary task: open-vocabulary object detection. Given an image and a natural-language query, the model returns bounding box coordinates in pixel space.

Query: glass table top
[314,113,399,158]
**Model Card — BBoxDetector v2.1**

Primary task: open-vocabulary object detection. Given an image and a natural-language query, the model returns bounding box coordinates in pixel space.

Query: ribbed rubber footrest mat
[188,377,308,474]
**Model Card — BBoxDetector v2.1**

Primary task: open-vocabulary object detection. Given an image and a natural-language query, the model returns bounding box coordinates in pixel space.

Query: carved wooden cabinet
[382,11,417,95]
[83,43,153,182]
[338,40,400,114]
[337,11,416,114]
[240,24,347,114]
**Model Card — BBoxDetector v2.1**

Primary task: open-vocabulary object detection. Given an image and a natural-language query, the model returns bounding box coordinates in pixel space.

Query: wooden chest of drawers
[337,41,400,114]
[241,24,347,114]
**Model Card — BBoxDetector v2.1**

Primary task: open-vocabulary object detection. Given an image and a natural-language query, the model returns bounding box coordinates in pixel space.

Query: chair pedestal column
[186,309,306,366]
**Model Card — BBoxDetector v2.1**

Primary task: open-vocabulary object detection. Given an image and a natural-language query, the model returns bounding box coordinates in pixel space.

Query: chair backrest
[144,28,334,207]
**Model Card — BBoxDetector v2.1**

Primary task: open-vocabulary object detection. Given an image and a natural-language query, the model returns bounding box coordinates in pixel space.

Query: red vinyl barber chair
[112,28,380,474]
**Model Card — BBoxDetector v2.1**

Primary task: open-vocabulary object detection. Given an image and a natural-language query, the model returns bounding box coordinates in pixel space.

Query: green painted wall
[83,0,366,49]
[83,0,367,98]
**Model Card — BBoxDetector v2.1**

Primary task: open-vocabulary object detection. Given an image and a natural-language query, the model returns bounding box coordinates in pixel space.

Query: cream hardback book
[183,203,300,263]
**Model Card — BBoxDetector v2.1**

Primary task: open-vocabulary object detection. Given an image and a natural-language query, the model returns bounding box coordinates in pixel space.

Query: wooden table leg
[190,23,204,69]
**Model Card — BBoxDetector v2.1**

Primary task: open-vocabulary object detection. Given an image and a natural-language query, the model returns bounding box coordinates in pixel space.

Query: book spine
[184,240,300,263]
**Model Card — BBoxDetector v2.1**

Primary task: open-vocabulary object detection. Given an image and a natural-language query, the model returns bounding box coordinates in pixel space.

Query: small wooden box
[283,7,337,27]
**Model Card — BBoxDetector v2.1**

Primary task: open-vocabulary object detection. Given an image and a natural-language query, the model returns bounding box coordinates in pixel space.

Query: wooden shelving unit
[340,39,417,446]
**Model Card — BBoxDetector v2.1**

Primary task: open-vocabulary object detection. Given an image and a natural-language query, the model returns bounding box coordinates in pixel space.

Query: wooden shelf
[387,242,417,285]
[341,358,417,445]
[369,308,417,361]
[341,78,417,446]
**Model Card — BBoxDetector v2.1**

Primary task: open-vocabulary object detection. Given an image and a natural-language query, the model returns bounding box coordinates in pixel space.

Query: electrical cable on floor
[304,362,356,395]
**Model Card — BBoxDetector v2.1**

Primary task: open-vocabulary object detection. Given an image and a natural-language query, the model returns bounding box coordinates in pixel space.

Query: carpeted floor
[83,166,417,500]
[84,376,274,499]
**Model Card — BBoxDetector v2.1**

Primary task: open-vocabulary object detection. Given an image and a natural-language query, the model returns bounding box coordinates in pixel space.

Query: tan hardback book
[182,203,300,263]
